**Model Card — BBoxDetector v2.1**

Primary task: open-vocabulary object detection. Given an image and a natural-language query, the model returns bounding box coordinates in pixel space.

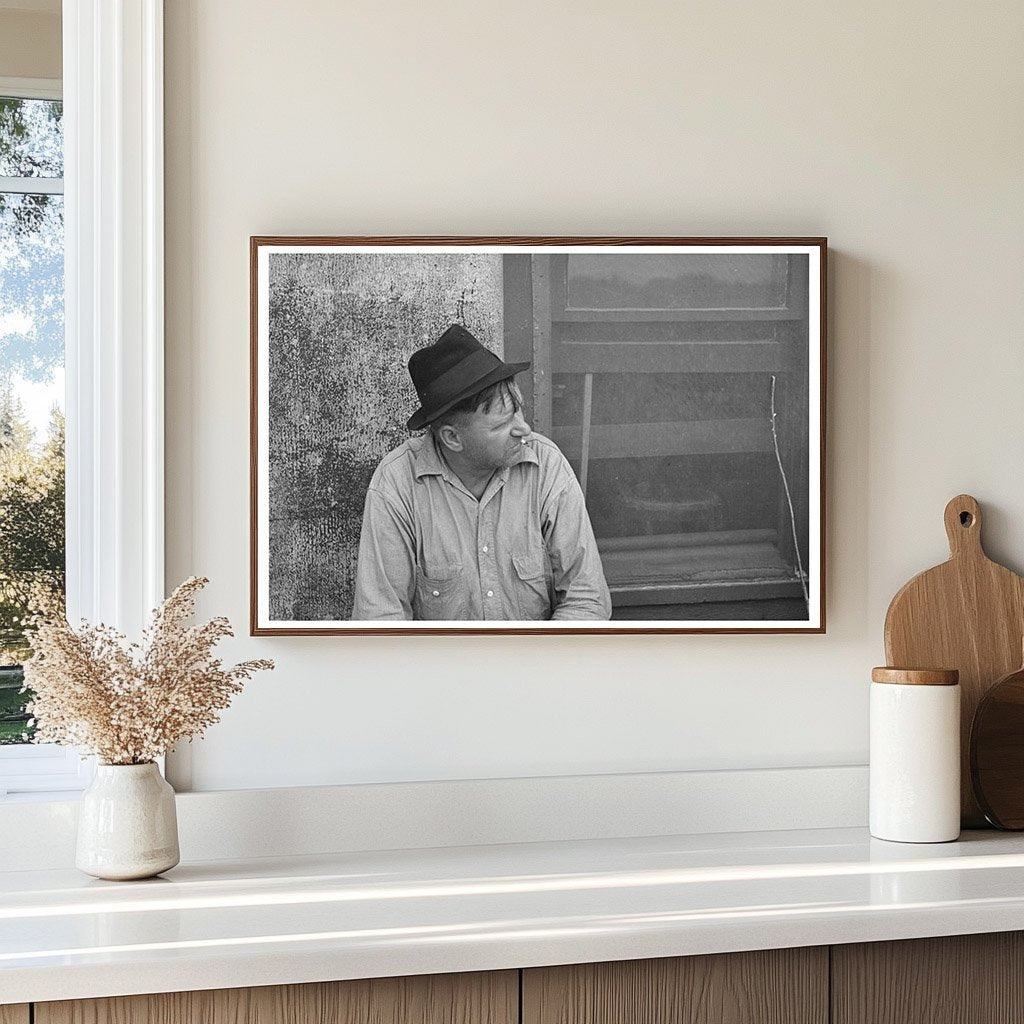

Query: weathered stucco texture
[267,252,503,621]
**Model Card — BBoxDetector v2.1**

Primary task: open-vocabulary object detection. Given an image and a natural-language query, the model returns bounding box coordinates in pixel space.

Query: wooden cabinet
[522,948,827,1024]
[832,932,1024,1024]
[13,934,1024,1024]
[34,971,517,1024]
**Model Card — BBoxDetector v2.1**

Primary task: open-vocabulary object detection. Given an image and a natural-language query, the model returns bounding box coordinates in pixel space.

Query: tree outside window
[0,94,65,744]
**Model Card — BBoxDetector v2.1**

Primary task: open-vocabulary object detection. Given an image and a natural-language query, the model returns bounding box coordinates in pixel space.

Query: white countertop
[4,826,1024,1005]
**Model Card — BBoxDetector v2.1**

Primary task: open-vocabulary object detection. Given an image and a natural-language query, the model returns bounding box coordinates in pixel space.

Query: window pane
[0,663,28,743]
[553,371,782,538]
[583,452,780,540]
[0,187,65,745]
[565,253,788,310]
[550,368,807,600]
[0,98,63,178]
[554,372,769,427]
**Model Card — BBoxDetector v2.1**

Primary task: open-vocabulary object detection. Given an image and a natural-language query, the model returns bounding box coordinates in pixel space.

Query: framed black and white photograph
[250,237,826,634]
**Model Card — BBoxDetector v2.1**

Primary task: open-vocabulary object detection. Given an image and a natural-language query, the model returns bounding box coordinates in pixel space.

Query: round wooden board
[971,664,1024,829]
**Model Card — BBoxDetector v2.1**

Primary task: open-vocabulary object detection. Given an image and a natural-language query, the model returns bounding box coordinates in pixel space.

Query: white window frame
[0,1,164,797]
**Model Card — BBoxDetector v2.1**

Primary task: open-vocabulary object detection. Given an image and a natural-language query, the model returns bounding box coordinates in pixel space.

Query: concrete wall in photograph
[266,252,502,621]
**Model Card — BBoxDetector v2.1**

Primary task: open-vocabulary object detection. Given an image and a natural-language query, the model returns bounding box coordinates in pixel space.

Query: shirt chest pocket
[511,551,551,620]
[414,564,469,621]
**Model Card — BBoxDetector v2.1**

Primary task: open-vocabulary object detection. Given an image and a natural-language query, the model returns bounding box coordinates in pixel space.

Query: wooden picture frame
[251,237,826,634]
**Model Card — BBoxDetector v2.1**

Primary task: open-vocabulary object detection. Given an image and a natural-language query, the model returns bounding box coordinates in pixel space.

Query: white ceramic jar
[76,762,180,880]
[870,667,961,843]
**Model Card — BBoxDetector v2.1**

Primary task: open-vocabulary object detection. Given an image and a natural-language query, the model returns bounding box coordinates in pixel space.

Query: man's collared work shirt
[351,432,611,621]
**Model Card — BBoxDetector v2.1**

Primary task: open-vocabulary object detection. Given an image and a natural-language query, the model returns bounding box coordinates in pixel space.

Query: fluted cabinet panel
[523,948,828,1024]
[35,972,518,1024]
[0,1006,29,1024]
[832,932,1024,1024]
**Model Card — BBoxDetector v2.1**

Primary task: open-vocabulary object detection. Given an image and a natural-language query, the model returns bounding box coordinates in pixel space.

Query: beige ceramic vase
[76,762,180,880]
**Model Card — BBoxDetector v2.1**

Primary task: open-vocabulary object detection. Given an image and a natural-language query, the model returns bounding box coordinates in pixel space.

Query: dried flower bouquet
[23,577,273,765]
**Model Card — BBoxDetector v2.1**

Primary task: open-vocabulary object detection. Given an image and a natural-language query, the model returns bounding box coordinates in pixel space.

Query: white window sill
[0,789,86,804]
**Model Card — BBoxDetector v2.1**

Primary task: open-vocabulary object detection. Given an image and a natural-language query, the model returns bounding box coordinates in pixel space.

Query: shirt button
[486,590,494,597]
[482,545,489,553]
[432,590,440,597]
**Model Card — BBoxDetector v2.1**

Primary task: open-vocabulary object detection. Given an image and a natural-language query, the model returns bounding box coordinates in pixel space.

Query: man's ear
[436,423,463,453]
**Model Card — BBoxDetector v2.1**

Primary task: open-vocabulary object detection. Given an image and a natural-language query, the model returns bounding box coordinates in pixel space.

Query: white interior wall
[163,0,1024,791]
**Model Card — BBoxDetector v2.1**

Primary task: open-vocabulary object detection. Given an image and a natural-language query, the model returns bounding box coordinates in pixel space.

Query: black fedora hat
[406,324,530,430]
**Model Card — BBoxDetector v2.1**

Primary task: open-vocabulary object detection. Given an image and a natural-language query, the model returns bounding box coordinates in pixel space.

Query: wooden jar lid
[871,667,960,686]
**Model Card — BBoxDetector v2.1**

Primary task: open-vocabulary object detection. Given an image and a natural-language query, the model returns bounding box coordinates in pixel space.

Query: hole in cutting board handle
[944,494,982,555]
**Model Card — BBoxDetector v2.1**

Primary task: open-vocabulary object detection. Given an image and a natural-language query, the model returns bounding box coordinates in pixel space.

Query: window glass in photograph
[564,253,790,311]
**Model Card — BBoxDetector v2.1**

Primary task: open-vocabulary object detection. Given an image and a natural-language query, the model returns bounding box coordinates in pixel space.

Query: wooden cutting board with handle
[884,494,1024,827]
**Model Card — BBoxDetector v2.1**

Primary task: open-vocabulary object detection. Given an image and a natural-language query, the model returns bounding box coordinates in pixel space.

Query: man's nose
[511,412,531,436]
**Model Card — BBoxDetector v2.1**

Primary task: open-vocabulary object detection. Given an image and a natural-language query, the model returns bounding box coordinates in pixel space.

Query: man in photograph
[352,324,611,621]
